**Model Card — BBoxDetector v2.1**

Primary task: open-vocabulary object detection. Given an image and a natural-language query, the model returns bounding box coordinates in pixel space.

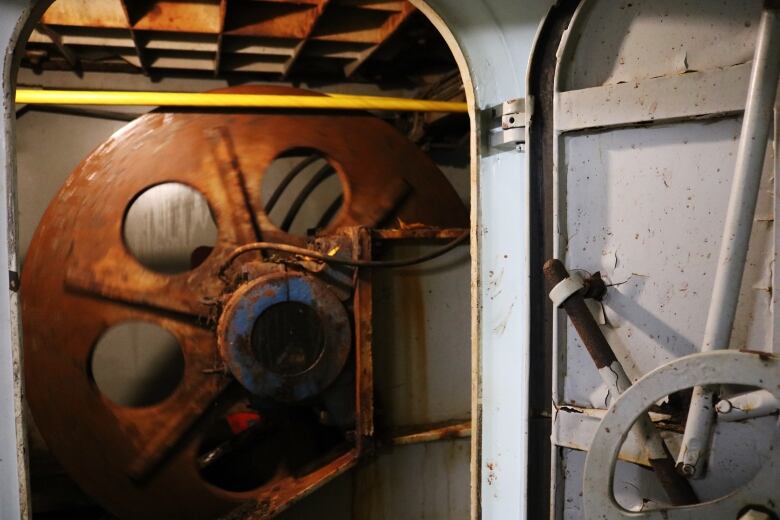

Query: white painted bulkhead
[552,0,780,517]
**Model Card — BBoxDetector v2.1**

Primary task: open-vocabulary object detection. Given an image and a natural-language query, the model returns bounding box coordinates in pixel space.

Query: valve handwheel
[583,351,780,519]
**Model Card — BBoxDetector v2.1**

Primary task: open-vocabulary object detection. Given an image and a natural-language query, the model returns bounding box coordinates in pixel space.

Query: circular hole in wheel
[252,301,325,377]
[610,387,775,512]
[260,149,345,236]
[123,182,217,274]
[90,321,185,408]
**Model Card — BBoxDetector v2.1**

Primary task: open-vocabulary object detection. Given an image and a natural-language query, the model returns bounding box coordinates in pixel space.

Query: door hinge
[488,97,529,151]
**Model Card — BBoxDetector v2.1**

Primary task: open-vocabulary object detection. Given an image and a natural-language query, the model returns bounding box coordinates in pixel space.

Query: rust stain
[740,349,775,361]
[401,270,429,422]
[486,461,497,486]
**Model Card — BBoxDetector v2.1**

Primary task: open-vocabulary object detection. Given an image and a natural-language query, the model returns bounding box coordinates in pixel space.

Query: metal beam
[555,62,752,133]
[37,24,82,75]
[552,405,680,468]
[15,88,468,112]
[412,1,554,518]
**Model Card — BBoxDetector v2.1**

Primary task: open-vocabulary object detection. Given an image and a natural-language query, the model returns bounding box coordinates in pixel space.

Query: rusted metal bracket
[7,271,18,292]
[488,97,528,151]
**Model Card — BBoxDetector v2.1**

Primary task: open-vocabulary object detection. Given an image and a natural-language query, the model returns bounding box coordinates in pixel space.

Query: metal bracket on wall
[488,97,528,151]
[8,271,18,292]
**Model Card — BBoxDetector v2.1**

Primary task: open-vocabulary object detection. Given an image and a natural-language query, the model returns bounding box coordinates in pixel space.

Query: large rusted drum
[21,86,467,519]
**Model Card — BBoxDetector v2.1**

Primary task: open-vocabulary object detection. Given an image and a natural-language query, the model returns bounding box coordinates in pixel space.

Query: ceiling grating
[22,0,443,81]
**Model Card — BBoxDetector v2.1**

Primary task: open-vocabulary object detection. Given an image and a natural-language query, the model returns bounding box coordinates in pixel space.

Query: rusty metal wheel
[21,86,467,519]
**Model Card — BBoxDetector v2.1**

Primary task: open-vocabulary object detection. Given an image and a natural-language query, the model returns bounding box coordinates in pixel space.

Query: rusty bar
[544,260,615,369]
[208,128,263,242]
[543,258,698,506]
[38,24,82,74]
[372,227,468,240]
[388,420,471,446]
[354,228,374,446]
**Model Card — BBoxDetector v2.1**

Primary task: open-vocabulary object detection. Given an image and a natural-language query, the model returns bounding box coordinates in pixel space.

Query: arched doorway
[0,1,547,518]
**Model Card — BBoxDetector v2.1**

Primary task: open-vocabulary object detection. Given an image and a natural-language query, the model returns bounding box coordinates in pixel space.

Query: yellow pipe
[15,89,467,113]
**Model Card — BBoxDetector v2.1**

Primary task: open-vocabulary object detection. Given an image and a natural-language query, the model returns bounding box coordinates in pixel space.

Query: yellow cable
[15,89,467,113]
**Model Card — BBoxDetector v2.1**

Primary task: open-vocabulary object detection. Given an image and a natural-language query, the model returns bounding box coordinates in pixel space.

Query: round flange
[583,350,780,519]
[217,271,351,402]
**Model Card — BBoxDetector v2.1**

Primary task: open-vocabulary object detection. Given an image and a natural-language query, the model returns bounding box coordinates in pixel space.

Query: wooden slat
[282,0,330,77]
[42,0,129,29]
[29,26,135,49]
[118,0,151,74]
[261,53,349,75]
[21,55,142,73]
[145,50,215,70]
[222,36,299,56]
[214,0,228,75]
[132,1,223,33]
[116,52,144,68]
[311,6,394,43]
[303,40,371,59]
[225,2,320,39]
[335,0,406,11]
[37,24,82,74]
[238,0,322,3]
[138,32,219,52]
[221,54,288,73]
[343,2,413,76]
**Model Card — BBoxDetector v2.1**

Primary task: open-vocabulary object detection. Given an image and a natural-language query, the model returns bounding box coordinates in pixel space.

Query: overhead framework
[23,0,421,78]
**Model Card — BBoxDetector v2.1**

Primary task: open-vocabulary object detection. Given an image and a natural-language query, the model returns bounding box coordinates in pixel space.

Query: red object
[226,411,261,434]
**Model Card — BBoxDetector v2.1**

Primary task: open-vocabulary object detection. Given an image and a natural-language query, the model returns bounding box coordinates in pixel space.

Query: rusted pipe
[388,420,471,446]
[544,259,698,506]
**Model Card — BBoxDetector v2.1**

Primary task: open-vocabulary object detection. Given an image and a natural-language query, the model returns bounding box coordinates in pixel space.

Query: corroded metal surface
[21,85,467,519]
[218,271,352,402]
[388,419,472,445]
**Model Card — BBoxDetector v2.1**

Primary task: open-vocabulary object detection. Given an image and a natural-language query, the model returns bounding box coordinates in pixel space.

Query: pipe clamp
[549,273,584,308]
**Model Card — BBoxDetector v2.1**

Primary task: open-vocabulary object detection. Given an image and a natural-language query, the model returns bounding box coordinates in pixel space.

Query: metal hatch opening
[10,1,474,518]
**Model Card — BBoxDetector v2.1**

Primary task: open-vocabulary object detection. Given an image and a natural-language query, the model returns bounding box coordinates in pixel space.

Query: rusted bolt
[582,271,607,301]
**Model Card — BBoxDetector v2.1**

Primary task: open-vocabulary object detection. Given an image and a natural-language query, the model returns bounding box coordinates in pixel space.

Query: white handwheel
[584,351,780,519]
